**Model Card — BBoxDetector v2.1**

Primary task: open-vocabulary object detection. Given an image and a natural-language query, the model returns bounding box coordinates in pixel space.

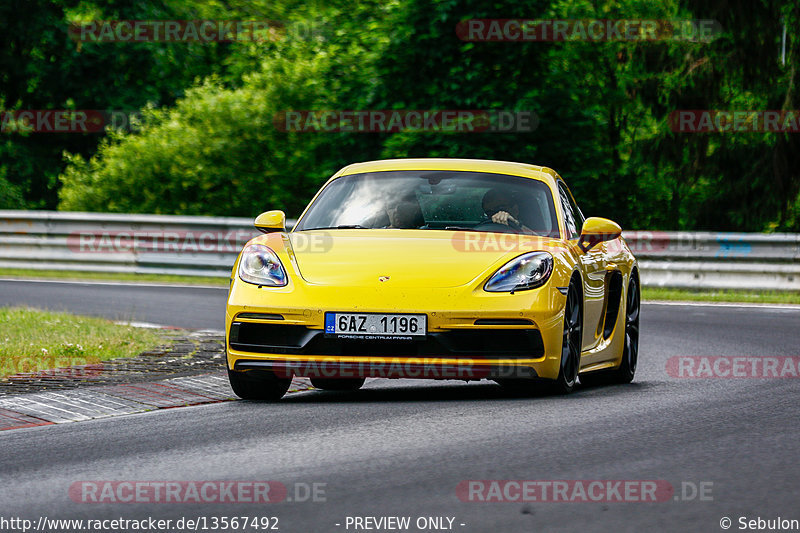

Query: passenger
[385,193,424,229]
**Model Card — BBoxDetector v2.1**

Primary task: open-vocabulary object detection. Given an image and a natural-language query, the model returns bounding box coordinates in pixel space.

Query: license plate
[325,313,427,339]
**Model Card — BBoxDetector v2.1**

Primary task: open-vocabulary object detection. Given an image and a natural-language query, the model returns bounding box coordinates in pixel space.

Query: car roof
[333,158,559,185]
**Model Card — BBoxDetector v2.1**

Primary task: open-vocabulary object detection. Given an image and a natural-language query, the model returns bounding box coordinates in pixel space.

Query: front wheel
[228,368,292,401]
[497,280,582,396]
[549,280,582,394]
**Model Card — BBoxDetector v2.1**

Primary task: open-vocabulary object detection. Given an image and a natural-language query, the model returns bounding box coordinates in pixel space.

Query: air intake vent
[473,318,534,326]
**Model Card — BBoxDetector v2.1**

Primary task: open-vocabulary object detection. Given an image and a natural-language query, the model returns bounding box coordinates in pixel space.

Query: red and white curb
[0,374,310,432]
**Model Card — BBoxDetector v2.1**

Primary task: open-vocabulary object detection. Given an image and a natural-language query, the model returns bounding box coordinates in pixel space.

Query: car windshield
[294,170,560,237]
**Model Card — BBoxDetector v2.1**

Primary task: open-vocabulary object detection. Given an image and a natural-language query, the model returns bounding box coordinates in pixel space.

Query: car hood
[282,229,562,288]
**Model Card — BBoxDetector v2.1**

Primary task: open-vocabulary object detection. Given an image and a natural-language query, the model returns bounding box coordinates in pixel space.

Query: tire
[310,377,366,391]
[548,279,583,394]
[227,368,291,401]
[580,273,640,387]
[497,278,582,396]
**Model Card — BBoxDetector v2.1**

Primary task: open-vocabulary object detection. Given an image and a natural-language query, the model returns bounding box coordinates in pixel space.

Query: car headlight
[484,252,553,292]
[238,244,288,286]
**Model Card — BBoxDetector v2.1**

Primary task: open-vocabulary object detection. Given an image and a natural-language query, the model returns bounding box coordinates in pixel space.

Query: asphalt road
[1,280,799,532]
[0,279,227,330]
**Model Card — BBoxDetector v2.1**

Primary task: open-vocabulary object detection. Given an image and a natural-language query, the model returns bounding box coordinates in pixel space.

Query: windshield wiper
[444,226,480,231]
[303,224,368,230]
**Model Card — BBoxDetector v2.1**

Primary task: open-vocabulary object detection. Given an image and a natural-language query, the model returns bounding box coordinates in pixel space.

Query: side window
[566,185,585,229]
[557,182,578,239]
[557,181,584,239]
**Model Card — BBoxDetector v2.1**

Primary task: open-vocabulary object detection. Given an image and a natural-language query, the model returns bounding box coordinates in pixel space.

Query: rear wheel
[612,273,640,383]
[227,368,291,401]
[310,377,365,391]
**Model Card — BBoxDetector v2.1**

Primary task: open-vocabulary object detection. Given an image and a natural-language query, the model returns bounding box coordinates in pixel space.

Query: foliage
[59,1,393,216]
[0,0,275,209]
[3,0,799,230]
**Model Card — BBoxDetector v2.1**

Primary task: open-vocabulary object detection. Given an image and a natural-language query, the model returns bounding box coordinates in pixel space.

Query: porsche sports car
[226,158,640,400]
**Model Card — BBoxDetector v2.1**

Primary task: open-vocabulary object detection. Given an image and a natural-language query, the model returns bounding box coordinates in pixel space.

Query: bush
[58,4,391,218]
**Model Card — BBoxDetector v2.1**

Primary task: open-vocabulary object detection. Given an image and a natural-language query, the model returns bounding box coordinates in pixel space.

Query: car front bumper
[226,280,568,380]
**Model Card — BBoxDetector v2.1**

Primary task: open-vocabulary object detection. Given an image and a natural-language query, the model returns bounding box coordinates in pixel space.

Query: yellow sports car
[226,158,639,399]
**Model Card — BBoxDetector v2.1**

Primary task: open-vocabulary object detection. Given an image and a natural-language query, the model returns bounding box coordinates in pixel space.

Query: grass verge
[642,287,800,305]
[0,307,164,379]
[1,268,798,304]
[0,268,228,287]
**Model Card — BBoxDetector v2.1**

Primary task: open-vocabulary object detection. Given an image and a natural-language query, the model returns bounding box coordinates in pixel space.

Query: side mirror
[254,210,286,233]
[578,217,621,252]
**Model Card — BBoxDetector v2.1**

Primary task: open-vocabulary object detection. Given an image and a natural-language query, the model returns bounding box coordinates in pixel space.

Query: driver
[481,188,534,233]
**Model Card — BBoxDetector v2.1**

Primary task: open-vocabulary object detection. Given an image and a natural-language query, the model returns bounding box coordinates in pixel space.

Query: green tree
[59,1,393,217]
[0,0,259,209]
[54,0,800,231]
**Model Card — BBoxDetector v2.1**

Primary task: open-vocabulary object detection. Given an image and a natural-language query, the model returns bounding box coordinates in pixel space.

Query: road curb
[0,329,314,431]
[0,372,313,432]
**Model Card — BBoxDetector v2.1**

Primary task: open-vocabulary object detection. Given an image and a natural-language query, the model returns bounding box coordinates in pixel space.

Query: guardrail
[623,231,800,291]
[0,211,259,278]
[1,211,798,290]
